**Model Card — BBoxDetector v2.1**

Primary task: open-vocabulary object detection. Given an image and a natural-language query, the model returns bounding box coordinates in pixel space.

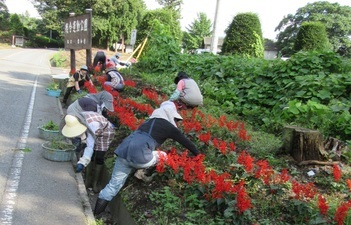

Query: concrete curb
[57,98,96,225]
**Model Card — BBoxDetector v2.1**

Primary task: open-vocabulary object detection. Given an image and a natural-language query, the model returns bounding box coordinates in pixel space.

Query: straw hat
[61,115,87,138]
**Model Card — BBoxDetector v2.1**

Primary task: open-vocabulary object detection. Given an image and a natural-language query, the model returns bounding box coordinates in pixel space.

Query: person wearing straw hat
[61,91,115,158]
[62,112,115,192]
[93,101,202,216]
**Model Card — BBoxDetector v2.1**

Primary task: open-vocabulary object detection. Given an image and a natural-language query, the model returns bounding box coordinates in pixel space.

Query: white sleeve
[86,121,100,148]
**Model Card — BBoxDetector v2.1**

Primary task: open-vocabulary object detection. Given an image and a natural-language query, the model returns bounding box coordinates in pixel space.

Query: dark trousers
[62,80,85,104]
[62,86,75,104]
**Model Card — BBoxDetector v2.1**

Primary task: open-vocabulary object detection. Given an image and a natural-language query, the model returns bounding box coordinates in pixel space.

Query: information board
[64,13,92,50]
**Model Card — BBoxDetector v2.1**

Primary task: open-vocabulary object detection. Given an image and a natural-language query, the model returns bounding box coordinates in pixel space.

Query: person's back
[181,78,203,106]
[104,61,125,91]
[93,51,107,71]
[169,72,203,107]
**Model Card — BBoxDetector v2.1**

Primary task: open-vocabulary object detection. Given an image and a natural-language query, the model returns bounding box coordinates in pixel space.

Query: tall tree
[0,0,9,30]
[183,12,212,50]
[275,1,351,56]
[91,0,145,49]
[113,0,145,51]
[9,14,24,35]
[33,0,83,36]
[136,8,182,46]
[221,12,264,58]
[156,0,182,11]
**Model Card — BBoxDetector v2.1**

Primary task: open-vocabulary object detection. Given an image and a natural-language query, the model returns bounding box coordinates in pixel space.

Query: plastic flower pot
[42,141,75,162]
[46,88,62,97]
[38,126,62,141]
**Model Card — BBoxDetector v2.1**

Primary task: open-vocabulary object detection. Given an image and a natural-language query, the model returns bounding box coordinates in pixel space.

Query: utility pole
[210,0,220,54]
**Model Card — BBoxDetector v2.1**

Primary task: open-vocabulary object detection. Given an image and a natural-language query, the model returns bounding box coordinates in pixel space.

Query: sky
[5,0,351,40]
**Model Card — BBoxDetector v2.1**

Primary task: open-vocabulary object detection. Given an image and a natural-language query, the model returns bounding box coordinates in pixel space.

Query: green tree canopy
[33,0,145,48]
[221,12,264,58]
[183,12,212,50]
[0,0,10,30]
[275,1,351,56]
[9,14,24,35]
[156,0,182,11]
[91,0,145,49]
[294,21,332,52]
[136,8,182,46]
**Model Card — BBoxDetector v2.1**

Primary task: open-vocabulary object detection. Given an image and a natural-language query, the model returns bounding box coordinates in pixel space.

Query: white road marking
[0,57,41,224]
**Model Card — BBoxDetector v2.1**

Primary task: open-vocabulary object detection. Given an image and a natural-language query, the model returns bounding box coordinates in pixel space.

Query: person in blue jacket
[93,101,201,216]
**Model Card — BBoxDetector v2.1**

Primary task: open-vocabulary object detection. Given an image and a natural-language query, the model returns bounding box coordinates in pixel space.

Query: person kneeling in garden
[61,113,115,192]
[62,65,94,106]
[169,71,203,109]
[93,101,202,216]
[104,60,125,92]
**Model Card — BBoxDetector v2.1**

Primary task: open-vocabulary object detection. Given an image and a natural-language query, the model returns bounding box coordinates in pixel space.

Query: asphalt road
[0,48,93,225]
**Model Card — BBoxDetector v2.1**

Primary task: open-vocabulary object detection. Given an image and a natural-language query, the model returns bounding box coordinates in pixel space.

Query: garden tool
[92,164,104,193]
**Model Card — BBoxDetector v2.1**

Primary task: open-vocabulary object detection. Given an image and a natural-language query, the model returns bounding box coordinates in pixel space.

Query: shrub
[221,13,264,58]
[294,21,332,52]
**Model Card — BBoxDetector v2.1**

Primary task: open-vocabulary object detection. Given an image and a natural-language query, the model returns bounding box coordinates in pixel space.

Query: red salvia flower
[199,132,211,144]
[124,80,136,87]
[272,168,291,184]
[229,142,236,151]
[237,151,254,172]
[291,180,317,200]
[346,179,351,191]
[333,164,342,182]
[236,181,252,213]
[254,160,273,184]
[334,200,351,225]
[318,195,329,216]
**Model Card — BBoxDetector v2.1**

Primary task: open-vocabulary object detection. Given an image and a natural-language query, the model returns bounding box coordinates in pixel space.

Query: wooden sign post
[64,9,93,72]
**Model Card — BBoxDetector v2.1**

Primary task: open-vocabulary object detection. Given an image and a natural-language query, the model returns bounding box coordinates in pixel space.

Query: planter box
[46,89,62,97]
[38,126,62,141]
[42,141,75,162]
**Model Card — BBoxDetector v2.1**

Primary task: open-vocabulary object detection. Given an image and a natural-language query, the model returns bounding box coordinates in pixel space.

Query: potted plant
[42,140,76,162]
[38,120,61,141]
[46,81,62,97]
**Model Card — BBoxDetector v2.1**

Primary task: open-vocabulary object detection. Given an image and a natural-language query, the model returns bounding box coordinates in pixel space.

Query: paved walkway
[14,70,95,225]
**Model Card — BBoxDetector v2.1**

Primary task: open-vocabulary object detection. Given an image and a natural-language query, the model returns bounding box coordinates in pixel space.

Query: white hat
[61,115,87,138]
[150,101,183,127]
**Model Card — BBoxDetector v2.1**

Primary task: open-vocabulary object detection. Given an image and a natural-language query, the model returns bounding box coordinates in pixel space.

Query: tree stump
[283,126,328,163]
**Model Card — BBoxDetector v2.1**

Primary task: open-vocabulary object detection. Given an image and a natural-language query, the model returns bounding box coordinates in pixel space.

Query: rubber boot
[92,164,104,193]
[94,198,109,216]
[84,162,93,188]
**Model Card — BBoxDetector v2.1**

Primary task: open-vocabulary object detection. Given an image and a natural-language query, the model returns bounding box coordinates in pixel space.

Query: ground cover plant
[79,67,351,224]
[58,20,351,224]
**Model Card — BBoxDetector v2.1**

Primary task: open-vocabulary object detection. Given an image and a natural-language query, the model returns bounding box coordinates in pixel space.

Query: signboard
[64,13,92,50]
[130,29,137,46]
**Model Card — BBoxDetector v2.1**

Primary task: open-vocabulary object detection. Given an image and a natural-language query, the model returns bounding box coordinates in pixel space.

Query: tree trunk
[121,34,125,53]
[283,126,328,163]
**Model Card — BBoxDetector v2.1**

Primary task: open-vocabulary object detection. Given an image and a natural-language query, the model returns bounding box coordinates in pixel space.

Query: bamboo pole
[136,37,148,60]
[126,42,143,62]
